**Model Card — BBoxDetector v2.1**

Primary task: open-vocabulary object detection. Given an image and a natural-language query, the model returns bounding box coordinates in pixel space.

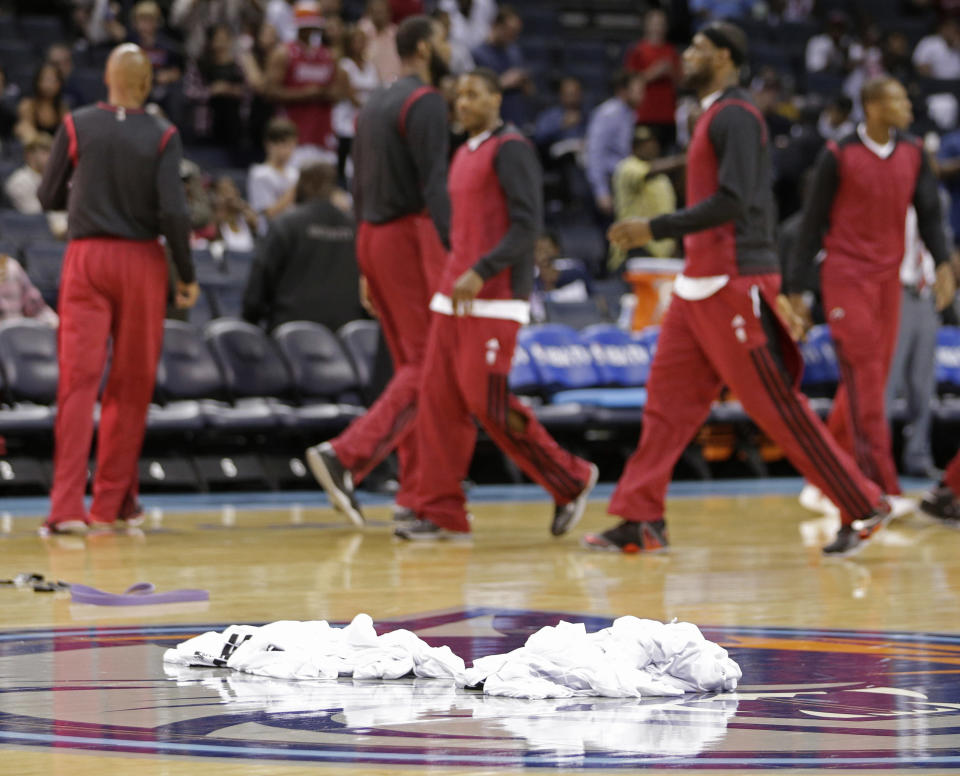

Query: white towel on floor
[163,614,740,699]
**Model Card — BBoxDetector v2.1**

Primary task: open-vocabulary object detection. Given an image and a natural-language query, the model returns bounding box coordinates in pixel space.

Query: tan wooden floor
[2,491,960,775]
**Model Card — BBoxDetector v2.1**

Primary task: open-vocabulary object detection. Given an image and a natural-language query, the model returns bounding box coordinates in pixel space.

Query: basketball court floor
[2,478,960,775]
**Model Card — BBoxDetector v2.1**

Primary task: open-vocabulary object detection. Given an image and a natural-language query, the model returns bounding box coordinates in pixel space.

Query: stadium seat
[800,324,840,390]
[544,298,606,329]
[580,324,651,387]
[338,319,380,392]
[517,324,600,393]
[631,325,659,359]
[17,15,65,48]
[152,320,223,433]
[71,67,108,105]
[187,286,216,326]
[22,240,65,306]
[206,282,246,319]
[0,319,57,432]
[508,341,540,395]
[272,321,366,432]
[0,211,53,242]
[204,319,292,399]
[935,326,960,393]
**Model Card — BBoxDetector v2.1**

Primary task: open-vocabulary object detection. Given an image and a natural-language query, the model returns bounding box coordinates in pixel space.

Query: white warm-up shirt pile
[163,614,741,700]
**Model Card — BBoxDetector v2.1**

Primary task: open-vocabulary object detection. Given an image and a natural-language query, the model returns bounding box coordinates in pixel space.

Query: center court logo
[1,611,960,770]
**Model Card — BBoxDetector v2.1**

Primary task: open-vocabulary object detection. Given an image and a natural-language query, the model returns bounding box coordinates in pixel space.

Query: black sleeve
[914,148,951,267]
[37,122,72,211]
[242,221,288,325]
[648,105,760,241]
[784,145,838,294]
[472,139,543,281]
[156,130,196,284]
[404,91,451,249]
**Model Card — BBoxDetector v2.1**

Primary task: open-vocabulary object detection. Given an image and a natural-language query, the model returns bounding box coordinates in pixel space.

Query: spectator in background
[213,176,258,252]
[882,30,914,85]
[4,133,68,239]
[15,63,67,144]
[939,126,960,246]
[249,117,300,230]
[243,162,363,332]
[359,0,402,84]
[533,76,586,156]
[181,158,216,241]
[333,24,380,185]
[439,0,497,53]
[431,9,474,75]
[805,12,860,75]
[625,8,681,148]
[240,21,281,156]
[471,5,532,128]
[195,24,248,149]
[751,69,792,139]
[266,0,297,43]
[817,94,855,141]
[80,0,128,48]
[45,44,84,109]
[610,125,678,269]
[390,0,424,23]
[169,0,257,61]
[266,0,348,168]
[530,231,594,322]
[913,17,960,79]
[128,1,184,120]
[584,70,645,219]
[0,253,58,327]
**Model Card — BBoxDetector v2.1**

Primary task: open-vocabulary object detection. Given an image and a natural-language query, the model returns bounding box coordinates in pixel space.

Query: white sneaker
[798,483,839,517]
[886,495,917,520]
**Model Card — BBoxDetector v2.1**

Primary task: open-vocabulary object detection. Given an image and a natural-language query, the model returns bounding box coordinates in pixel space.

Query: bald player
[38,44,197,534]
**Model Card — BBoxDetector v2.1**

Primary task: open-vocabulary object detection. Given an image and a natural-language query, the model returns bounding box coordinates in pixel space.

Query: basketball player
[37,44,197,534]
[582,23,893,557]
[784,76,954,499]
[396,68,598,540]
[306,16,451,526]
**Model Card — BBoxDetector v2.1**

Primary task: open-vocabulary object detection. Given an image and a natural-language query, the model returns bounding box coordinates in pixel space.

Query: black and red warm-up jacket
[37,101,194,283]
[785,129,949,293]
[648,86,779,279]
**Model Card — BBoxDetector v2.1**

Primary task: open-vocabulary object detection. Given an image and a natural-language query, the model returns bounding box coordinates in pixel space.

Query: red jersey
[281,41,337,150]
[625,41,679,125]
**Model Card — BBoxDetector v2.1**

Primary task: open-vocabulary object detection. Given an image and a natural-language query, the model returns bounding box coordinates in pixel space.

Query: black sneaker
[394,517,471,541]
[551,463,599,536]
[822,502,893,557]
[392,505,417,524]
[306,442,365,526]
[582,519,669,553]
[919,486,960,528]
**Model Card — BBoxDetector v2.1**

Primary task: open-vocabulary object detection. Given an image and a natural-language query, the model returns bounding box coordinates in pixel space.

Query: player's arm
[37,120,73,212]
[646,105,761,241]
[405,91,451,249]
[156,129,197,296]
[453,139,541,313]
[783,144,838,295]
[914,148,956,310]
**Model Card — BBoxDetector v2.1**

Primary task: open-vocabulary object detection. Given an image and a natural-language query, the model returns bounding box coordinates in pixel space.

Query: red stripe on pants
[608,275,883,525]
[822,262,902,495]
[48,238,168,523]
[412,312,594,532]
[330,215,446,509]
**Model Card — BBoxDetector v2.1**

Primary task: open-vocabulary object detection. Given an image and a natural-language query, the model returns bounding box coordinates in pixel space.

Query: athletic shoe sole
[553,463,599,536]
[306,445,364,527]
[38,519,88,537]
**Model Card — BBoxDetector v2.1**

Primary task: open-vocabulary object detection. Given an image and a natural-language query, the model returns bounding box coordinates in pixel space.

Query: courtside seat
[152,320,222,433]
[0,319,57,433]
[272,321,366,433]
[518,324,600,394]
[338,319,379,393]
[203,319,292,431]
[508,342,539,395]
[935,326,960,394]
[800,324,840,390]
[544,298,606,330]
[631,325,659,359]
[580,324,651,387]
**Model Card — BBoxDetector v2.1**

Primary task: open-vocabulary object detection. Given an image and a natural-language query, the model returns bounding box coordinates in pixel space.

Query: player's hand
[359,275,377,319]
[451,269,484,317]
[607,218,652,251]
[175,281,200,310]
[777,293,812,341]
[934,262,957,312]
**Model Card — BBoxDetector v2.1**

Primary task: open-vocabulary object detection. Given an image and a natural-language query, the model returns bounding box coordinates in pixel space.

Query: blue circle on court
[2,609,960,770]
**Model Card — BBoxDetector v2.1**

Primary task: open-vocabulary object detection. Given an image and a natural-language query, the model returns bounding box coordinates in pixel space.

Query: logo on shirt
[485,338,500,365]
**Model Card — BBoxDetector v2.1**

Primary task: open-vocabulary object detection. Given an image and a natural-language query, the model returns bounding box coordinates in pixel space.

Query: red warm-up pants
[609,275,884,526]
[48,238,168,524]
[412,312,595,532]
[330,215,446,509]
[944,451,960,496]
[822,262,902,495]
